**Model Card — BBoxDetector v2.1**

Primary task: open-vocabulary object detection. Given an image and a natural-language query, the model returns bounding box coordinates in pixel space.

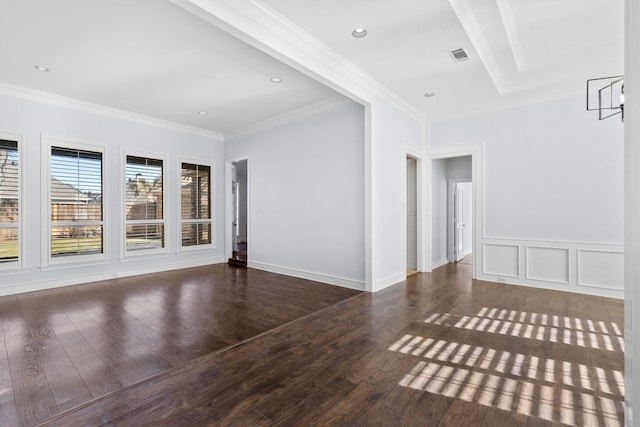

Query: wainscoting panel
[483,243,519,277]
[525,246,570,284]
[577,249,624,290]
[477,238,623,299]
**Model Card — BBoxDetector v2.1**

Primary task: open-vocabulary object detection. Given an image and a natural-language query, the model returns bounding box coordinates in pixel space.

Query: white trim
[524,246,570,285]
[122,149,169,258]
[177,157,216,251]
[625,0,640,421]
[447,178,472,263]
[0,82,223,141]
[41,135,108,266]
[0,257,225,297]
[427,143,484,279]
[364,105,373,292]
[249,261,365,291]
[171,0,424,123]
[376,272,407,291]
[225,156,249,261]
[0,130,24,271]
[447,0,507,94]
[481,234,624,247]
[224,96,350,140]
[476,237,624,298]
[405,149,426,273]
[432,258,449,270]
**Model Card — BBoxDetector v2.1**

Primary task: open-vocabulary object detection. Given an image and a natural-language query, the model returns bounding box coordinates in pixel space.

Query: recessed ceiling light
[34,65,50,72]
[352,28,368,38]
[424,92,436,98]
[198,111,207,116]
[270,77,282,83]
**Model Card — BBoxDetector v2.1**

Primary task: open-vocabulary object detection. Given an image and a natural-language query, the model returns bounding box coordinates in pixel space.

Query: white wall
[431,94,624,298]
[624,0,640,420]
[0,91,225,295]
[225,100,366,289]
[370,102,426,290]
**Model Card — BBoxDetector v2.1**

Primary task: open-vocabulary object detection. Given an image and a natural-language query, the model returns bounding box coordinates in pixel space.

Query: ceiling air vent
[449,48,470,63]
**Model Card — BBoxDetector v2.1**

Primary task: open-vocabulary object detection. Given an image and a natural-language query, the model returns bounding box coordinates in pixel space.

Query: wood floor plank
[0,264,359,426]
[0,262,625,426]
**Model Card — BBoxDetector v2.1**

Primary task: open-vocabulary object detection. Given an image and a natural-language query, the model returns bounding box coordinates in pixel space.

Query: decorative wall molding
[577,249,624,290]
[478,237,623,298]
[0,82,224,141]
[483,243,519,277]
[525,246,570,284]
[224,96,351,140]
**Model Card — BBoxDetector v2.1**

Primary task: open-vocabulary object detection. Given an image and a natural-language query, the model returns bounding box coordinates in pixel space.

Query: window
[0,139,19,264]
[50,147,103,258]
[126,155,164,251]
[181,162,212,247]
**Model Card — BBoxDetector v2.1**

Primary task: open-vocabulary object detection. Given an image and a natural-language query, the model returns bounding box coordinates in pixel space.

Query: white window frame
[42,136,107,266]
[122,150,168,257]
[179,158,215,251]
[0,131,24,271]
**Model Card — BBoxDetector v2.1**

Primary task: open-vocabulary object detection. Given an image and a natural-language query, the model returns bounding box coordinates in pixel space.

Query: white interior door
[453,182,473,262]
[231,164,238,253]
[406,157,417,270]
[454,184,465,262]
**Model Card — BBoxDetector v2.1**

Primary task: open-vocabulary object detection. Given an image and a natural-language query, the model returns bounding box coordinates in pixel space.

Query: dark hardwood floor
[0,264,361,426]
[0,262,624,426]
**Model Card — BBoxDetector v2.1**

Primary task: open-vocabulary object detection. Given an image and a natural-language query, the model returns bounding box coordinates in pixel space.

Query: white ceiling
[0,0,625,133]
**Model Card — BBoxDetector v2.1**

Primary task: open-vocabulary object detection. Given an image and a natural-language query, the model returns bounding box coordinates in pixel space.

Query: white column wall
[225,100,366,290]
[370,101,426,290]
[624,0,640,423]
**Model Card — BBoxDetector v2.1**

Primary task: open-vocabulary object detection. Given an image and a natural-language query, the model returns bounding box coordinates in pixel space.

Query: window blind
[126,155,164,251]
[181,163,212,247]
[50,146,103,257]
[0,139,19,263]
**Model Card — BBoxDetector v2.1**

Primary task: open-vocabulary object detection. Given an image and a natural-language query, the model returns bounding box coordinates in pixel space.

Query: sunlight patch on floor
[388,329,624,426]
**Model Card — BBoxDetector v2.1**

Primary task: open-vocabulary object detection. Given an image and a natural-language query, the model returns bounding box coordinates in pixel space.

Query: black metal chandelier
[587,75,624,121]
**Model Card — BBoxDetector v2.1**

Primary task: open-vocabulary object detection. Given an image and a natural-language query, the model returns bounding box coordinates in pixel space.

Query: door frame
[427,144,484,278]
[225,157,249,261]
[448,179,472,263]
[404,150,426,275]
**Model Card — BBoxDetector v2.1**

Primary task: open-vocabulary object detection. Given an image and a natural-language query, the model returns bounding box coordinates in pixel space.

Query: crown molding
[0,82,224,141]
[171,0,425,124]
[224,96,353,140]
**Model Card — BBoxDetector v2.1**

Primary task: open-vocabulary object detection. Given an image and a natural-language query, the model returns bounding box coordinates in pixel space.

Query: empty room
[0,0,639,426]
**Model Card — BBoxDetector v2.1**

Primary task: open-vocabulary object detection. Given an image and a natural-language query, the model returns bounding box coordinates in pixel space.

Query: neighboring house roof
[0,159,18,201]
[1,160,92,203]
[51,176,90,204]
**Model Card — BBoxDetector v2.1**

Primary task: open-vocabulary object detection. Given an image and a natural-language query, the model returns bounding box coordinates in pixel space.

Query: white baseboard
[248,261,365,291]
[0,256,226,297]
[432,258,449,269]
[374,272,407,291]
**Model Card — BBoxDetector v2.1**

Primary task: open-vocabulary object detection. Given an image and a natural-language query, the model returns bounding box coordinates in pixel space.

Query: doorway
[430,155,473,269]
[228,159,247,267]
[406,156,418,275]
[448,180,472,264]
